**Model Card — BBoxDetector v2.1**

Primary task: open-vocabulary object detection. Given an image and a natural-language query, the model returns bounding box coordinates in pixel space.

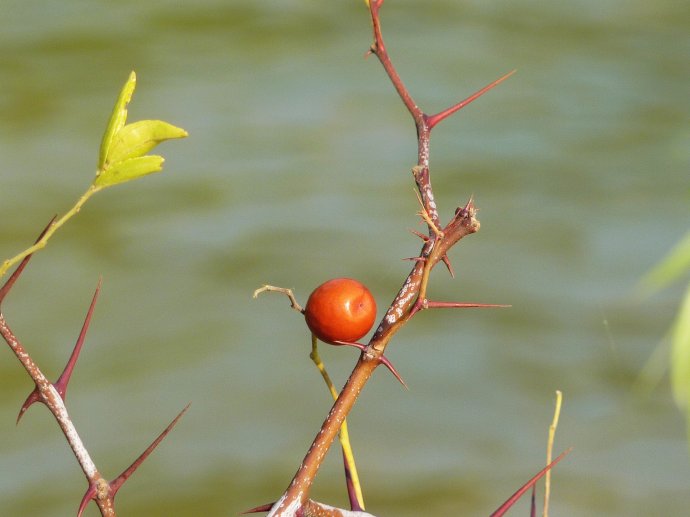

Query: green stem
[309,334,365,510]
[0,184,101,279]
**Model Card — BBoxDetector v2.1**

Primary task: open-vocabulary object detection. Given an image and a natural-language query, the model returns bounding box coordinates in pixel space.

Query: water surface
[0,1,688,516]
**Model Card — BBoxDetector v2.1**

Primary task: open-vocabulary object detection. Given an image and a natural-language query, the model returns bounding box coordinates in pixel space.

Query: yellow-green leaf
[671,282,690,409]
[640,231,690,294]
[106,120,188,166]
[94,155,165,188]
[99,71,137,170]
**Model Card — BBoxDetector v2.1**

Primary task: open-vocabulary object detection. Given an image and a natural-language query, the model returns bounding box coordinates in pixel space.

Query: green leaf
[640,230,690,294]
[671,282,690,409]
[98,71,137,170]
[93,155,165,188]
[106,119,188,166]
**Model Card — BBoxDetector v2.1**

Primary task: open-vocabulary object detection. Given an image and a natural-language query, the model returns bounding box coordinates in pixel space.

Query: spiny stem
[0,314,112,515]
[266,2,506,513]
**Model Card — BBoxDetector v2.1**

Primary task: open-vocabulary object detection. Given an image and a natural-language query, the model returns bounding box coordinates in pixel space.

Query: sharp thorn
[408,228,429,242]
[402,256,426,262]
[490,448,572,517]
[241,502,276,514]
[109,403,191,497]
[425,301,511,309]
[333,340,367,352]
[379,354,408,389]
[53,278,102,401]
[16,389,41,424]
[427,70,516,130]
[441,255,455,278]
[334,341,408,389]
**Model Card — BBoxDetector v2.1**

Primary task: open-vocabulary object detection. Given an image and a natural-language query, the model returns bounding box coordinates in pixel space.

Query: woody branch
[267,2,512,515]
[0,221,188,517]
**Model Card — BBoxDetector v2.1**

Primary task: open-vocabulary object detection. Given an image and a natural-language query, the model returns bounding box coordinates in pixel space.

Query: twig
[253,285,304,314]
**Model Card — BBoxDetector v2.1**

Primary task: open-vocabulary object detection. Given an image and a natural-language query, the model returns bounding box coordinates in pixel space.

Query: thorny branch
[0,222,188,517]
[266,2,512,515]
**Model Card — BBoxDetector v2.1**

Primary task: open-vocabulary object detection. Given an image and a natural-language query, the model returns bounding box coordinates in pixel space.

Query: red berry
[304,278,377,343]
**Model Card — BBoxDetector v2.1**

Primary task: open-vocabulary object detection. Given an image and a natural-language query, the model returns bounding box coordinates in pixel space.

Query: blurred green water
[0,1,688,516]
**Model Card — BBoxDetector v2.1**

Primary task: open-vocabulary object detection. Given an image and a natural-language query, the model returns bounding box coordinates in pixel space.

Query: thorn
[334,340,407,389]
[16,389,40,424]
[0,216,57,306]
[109,403,191,498]
[378,354,408,389]
[241,502,275,514]
[490,448,572,517]
[77,483,96,517]
[408,228,429,242]
[408,298,425,319]
[56,279,102,398]
[441,255,455,278]
[17,278,102,424]
[332,340,368,352]
[454,196,476,220]
[425,301,511,309]
[77,478,109,517]
[426,70,516,130]
[409,298,509,321]
[402,256,426,262]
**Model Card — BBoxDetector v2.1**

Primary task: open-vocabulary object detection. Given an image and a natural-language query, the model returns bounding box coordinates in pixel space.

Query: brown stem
[268,357,378,516]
